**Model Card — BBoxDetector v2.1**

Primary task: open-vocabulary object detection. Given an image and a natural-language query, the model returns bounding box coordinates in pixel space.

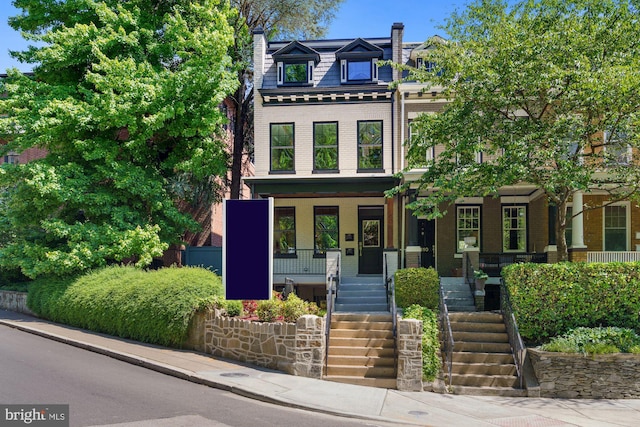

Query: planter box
[528,348,640,399]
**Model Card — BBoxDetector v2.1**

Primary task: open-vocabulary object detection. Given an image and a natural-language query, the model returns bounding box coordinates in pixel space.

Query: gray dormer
[272,41,321,86]
[335,38,384,84]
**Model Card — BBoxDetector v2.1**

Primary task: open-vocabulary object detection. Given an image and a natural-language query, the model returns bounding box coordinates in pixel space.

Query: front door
[358,206,384,274]
[418,219,436,268]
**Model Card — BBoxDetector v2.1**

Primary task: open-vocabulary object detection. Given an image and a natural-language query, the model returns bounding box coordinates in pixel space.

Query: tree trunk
[230,80,248,200]
[555,198,569,262]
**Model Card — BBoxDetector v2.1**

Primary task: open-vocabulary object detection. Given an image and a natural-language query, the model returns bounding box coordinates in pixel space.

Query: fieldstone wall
[0,291,34,316]
[397,318,423,391]
[204,312,325,378]
[529,348,640,398]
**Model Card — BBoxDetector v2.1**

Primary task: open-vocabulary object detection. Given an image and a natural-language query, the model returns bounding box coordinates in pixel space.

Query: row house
[250,23,640,303]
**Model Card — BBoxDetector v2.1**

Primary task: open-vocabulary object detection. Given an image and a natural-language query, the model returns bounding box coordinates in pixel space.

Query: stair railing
[324,251,340,377]
[500,278,525,389]
[383,252,397,338]
[439,285,455,387]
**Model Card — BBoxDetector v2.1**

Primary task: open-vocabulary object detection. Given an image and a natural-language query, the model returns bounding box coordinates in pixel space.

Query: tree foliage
[0,0,239,277]
[390,0,640,260]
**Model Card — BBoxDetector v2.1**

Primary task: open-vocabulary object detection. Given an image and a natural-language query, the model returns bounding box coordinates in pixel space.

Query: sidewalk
[2,309,640,427]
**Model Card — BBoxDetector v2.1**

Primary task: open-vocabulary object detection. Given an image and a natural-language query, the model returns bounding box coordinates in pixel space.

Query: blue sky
[0,0,472,73]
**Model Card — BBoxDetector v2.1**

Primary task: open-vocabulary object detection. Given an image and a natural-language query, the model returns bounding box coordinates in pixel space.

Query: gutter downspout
[400,90,406,268]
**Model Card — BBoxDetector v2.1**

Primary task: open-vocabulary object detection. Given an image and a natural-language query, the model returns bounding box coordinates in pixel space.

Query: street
[0,325,398,427]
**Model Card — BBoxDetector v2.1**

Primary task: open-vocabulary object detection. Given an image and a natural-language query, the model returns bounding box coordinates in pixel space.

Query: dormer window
[272,41,320,87]
[336,38,383,84]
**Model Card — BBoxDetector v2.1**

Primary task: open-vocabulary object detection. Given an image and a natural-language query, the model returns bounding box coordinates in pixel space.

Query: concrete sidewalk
[2,309,639,427]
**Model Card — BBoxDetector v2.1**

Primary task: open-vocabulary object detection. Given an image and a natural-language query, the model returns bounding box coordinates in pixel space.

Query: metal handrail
[439,285,455,387]
[383,252,397,338]
[500,278,525,389]
[324,273,336,377]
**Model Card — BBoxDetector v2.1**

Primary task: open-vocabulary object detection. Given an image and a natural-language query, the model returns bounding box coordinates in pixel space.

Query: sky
[0,0,472,73]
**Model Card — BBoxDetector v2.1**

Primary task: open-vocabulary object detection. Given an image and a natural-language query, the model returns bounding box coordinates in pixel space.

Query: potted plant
[473,269,489,291]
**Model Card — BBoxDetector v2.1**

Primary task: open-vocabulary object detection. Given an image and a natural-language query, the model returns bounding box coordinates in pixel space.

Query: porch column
[570,191,586,249]
[569,191,588,262]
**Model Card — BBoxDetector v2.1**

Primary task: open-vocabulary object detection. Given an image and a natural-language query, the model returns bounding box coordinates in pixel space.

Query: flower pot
[475,278,487,292]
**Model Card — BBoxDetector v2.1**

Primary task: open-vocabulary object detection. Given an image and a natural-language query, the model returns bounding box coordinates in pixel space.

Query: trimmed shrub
[403,304,440,381]
[395,267,439,309]
[222,300,243,317]
[27,266,223,347]
[256,298,281,322]
[503,262,640,341]
[541,327,640,355]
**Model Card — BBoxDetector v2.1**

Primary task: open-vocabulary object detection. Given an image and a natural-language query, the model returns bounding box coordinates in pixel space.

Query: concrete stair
[446,312,526,397]
[441,278,476,312]
[334,278,389,312]
[325,312,397,389]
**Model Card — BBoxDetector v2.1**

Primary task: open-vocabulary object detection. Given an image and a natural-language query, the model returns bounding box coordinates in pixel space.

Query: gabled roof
[410,35,447,61]
[272,41,320,63]
[335,38,384,60]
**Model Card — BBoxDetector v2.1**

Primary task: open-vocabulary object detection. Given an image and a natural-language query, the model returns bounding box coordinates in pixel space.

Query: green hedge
[403,304,440,381]
[395,267,439,310]
[503,262,640,341]
[27,266,223,347]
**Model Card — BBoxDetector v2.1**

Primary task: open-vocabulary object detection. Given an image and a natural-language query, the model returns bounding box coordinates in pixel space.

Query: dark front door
[358,206,384,274]
[418,219,435,268]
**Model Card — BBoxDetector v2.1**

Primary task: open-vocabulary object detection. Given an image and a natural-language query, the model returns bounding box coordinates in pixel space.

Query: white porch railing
[587,251,640,263]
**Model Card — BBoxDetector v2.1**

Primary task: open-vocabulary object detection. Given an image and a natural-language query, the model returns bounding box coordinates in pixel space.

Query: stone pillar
[462,247,480,281]
[396,318,423,391]
[474,291,485,311]
[544,245,558,264]
[569,247,588,263]
[293,315,325,379]
[405,246,421,268]
[383,249,399,280]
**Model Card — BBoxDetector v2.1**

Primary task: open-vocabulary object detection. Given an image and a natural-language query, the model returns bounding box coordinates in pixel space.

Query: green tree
[390,0,640,261]
[0,0,239,277]
[227,0,344,199]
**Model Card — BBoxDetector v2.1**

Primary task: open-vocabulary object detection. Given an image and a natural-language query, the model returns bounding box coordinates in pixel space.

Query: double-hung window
[314,207,339,255]
[274,207,296,256]
[605,129,632,166]
[358,120,383,171]
[457,206,481,252]
[503,206,527,252]
[604,204,628,251]
[270,123,294,172]
[313,122,338,171]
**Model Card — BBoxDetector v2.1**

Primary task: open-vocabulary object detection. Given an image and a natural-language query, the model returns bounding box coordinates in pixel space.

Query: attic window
[272,41,320,87]
[336,38,383,84]
[277,60,314,85]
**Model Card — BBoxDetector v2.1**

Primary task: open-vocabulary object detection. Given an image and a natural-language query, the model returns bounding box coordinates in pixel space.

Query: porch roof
[244,176,399,197]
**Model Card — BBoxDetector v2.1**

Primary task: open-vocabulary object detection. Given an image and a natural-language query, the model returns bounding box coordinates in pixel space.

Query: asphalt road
[0,325,396,427]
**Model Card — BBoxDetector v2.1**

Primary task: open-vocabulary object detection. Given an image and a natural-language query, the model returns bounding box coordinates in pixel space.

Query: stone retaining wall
[528,348,640,398]
[0,291,34,316]
[397,318,423,391]
[203,312,325,378]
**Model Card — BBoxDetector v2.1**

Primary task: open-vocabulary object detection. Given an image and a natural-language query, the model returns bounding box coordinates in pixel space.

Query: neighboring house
[250,24,640,300]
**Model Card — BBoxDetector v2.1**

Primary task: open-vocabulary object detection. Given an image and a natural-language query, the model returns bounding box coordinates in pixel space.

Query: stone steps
[325,309,396,389]
[445,310,523,396]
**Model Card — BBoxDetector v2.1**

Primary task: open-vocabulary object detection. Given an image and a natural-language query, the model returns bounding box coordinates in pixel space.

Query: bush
[403,304,441,381]
[27,266,223,347]
[256,298,281,322]
[255,293,321,322]
[395,268,439,310]
[503,262,640,341]
[541,327,640,355]
[222,300,243,317]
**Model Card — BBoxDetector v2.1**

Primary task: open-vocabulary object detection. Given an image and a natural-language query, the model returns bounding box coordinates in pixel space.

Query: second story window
[604,129,632,166]
[270,123,294,172]
[358,120,383,171]
[314,122,338,171]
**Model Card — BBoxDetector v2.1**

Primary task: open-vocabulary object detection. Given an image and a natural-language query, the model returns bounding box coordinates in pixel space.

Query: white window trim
[602,201,630,251]
[502,205,527,253]
[456,205,481,253]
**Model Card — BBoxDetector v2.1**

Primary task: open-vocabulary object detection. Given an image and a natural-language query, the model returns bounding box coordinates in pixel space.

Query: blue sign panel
[223,198,273,300]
